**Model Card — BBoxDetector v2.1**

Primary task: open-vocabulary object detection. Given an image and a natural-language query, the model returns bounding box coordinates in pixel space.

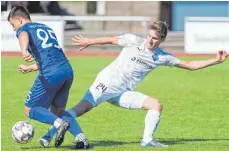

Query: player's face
[9,17,23,31]
[145,29,164,50]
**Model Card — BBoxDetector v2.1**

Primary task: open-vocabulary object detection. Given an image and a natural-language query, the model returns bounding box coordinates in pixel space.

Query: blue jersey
[16,22,70,76]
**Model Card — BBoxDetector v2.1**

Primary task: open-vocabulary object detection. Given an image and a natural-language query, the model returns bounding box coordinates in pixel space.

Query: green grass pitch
[2,57,229,151]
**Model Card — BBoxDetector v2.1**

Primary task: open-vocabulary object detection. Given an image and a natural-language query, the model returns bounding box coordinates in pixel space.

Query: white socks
[142,110,161,143]
[76,133,86,142]
[53,118,63,129]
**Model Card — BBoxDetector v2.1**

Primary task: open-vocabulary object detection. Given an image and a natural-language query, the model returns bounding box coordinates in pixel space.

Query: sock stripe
[76,133,85,141]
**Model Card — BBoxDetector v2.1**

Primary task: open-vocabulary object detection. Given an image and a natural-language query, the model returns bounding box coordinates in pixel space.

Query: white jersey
[96,34,180,92]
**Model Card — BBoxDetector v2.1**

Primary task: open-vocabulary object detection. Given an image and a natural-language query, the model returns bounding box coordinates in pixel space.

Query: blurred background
[1,1,229,53]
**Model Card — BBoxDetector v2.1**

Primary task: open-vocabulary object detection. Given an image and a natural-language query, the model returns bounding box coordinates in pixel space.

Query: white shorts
[108,91,148,109]
[81,76,148,109]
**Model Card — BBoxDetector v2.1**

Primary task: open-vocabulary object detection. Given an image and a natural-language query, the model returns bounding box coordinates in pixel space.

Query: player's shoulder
[124,33,145,41]
[155,47,173,56]
[122,33,145,46]
[26,22,52,30]
[33,22,50,28]
[16,24,30,38]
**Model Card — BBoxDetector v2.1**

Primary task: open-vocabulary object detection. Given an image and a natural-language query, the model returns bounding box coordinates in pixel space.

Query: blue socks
[45,126,57,139]
[41,109,81,139]
[29,107,58,125]
[61,110,82,136]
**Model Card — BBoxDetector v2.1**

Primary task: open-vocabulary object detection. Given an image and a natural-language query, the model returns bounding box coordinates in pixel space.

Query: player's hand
[72,35,90,52]
[22,51,34,62]
[216,50,227,63]
[18,64,31,74]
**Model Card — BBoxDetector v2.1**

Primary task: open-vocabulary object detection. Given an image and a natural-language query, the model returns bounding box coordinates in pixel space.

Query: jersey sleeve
[16,26,28,38]
[117,34,143,47]
[165,54,180,66]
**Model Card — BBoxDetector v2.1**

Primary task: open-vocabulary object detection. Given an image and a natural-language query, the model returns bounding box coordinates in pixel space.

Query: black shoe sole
[75,141,90,149]
[55,123,70,147]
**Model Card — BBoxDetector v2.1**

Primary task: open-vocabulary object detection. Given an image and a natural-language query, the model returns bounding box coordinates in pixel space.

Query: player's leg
[39,69,72,147]
[24,76,70,146]
[24,106,70,144]
[39,105,64,147]
[53,98,87,147]
[68,90,95,149]
[40,89,94,148]
[43,98,94,149]
[24,76,68,127]
[44,100,93,149]
[40,101,92,149]
[141,96,167,147]
[45,77,114,149]
[71,97,94,117]
[68,80,115,149]
[109,91,167,147]
[40,71,90,148]
[50,105,64,115]
[40,70,80,147]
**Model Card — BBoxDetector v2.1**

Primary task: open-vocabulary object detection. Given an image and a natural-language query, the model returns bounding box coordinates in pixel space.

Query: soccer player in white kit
[44,21,227,148]
[70,21,228,148]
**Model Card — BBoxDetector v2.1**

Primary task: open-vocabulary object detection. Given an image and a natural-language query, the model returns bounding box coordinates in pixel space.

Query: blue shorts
[25,67,73,109]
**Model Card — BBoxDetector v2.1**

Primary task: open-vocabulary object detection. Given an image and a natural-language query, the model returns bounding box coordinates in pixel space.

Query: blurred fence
[1,15,151,52]
[185,17,229,54]
[7,15,229,53]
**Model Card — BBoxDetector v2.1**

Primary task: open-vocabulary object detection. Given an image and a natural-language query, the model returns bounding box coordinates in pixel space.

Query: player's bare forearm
[177,50,227,70]
[88,37,118,45]
[72,35,118,51]
[177,58,219,71]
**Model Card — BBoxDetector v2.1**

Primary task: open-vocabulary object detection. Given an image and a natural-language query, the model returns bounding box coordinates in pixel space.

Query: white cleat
[39,137,51,148]
[140,139,168,148]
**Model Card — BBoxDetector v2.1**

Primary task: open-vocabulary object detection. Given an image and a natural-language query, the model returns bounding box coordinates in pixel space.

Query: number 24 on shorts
[96,83,107,93]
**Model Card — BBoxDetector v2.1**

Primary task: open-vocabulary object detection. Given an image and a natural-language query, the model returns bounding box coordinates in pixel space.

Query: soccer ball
[12,121,34,143]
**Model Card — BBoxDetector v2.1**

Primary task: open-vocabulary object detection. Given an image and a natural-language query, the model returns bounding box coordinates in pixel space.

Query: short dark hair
[8,5,31,21]
[148,21,169,39]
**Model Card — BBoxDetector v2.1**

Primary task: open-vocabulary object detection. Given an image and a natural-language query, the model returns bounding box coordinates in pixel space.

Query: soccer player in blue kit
[8,6,89,149]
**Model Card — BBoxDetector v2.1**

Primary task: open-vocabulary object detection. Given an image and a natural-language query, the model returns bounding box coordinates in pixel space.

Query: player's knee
[158,102,163,112]
[143,97,163,112]
[24,106,31,116]
[152,98,163,112]
[50,105,65,116]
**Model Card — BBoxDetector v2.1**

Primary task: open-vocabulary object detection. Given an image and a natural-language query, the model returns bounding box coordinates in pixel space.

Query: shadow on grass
[21,144,95,150]
[20,140,128,150]
[91,138,229,146]
[20,138,229,149]
[158,138,229,145]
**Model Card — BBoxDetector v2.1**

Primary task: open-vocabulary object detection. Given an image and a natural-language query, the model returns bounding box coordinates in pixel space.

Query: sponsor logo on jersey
[131,57,152,69]
[131,57,136,61]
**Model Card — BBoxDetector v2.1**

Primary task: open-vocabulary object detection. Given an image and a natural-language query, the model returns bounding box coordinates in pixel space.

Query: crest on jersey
[152,55,159,61]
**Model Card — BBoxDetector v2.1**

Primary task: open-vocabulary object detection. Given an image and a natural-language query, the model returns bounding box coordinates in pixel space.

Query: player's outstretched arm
[18,31,34,62]
[176,50,228,71]
[72,35,118,51]
[18,64,39,74]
